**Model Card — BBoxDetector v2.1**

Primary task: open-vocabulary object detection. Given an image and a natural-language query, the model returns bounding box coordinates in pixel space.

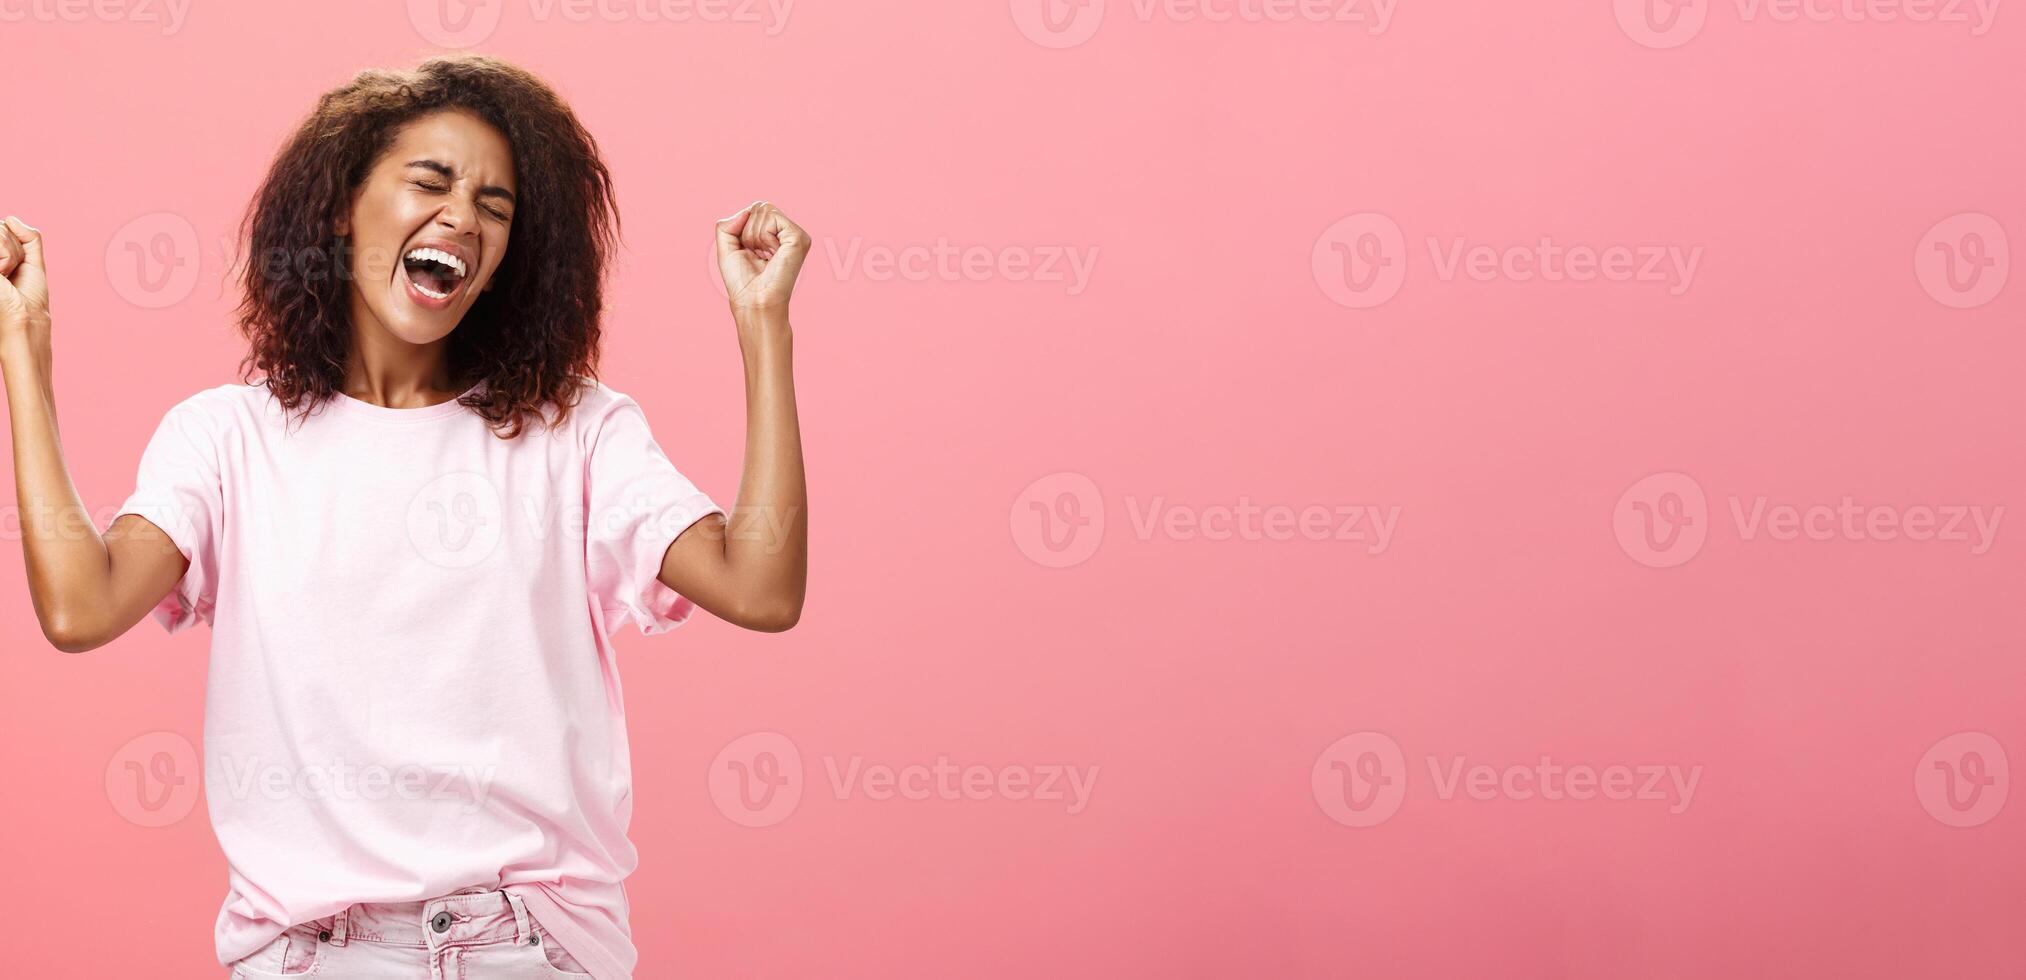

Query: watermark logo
[1314,732,1702,825]
[1314,212,1702,308]
[1013,473,1399,567]
[106,731,200,827]
[1616,471,2003,566]
[409,0,794,42]
[1313,212,1407,308]
[1015,0,1396,45]
[1614,471,1709,568]
[1618,0,1998,46]
[545,0,792,32]
[1425,756,1702,813]
[1124,497,1399,550]
[1012,472,1106,568]
[1615,0,1709,47]
[1425,237,1702,294]
[710,731,805,828]
[710,732,1097,827]
[7,500,129,544]
[1915,212,2008,309]
[397,477,786,566]
[1312,731,1408,827]
[1739,0,1999,34]
[1915,731,2007,827]
[105,212,199,310]
[823,756,1099,814]
[1010,0,1106,47]
[826,237,1099,295]
[409,0,504,46]
[0,0,191,34]
[406,472,504,569]
[214,756,500,814]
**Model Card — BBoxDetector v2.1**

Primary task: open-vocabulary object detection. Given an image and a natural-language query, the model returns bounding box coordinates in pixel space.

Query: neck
[343,296,458,408]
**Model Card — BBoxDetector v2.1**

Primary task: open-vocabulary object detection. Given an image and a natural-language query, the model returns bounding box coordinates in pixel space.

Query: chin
[385,316,462,345]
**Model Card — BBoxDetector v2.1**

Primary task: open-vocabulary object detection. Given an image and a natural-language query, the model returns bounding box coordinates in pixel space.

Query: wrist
[732,303,792,332]
[734,307,792,349]
[2,327,52,386]
[1,331,37,367]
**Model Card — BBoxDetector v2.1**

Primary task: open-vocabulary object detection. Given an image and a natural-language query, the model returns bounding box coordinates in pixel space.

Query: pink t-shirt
[113,378,723,980]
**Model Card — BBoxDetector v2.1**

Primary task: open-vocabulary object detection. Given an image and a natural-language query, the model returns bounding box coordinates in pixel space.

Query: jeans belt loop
[504,890,532,946]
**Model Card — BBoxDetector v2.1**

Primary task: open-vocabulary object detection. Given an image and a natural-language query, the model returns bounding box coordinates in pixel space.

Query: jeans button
[431,911,452,933]
[318,931,331,942]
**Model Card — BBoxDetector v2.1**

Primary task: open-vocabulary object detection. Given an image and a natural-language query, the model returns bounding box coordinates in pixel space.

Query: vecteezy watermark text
[1312,213,1704,308]
[1010,472,1402,568]
[1124,496,1399,550]
[1312,732,1703,827]
[0,0,191,34]
[1615,471,2003,568]
[824,237,1100,295]
[1615,0,2000,49]
[1011,0,1397,48]
[408,0,793,47]
[214,756,499,815]
[709,732,1099,827]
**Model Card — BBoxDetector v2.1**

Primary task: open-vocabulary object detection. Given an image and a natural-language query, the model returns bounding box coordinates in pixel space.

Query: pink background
[3,0,2023,976]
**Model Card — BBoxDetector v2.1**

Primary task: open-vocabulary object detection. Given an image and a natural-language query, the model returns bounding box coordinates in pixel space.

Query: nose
[434,195,480,236]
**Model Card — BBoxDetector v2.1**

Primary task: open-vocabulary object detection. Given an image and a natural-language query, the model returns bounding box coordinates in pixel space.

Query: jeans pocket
[228,923,323,977]
[530,918,593,977]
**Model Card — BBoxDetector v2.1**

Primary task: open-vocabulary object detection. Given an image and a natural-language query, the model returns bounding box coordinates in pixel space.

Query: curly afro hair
[234,54,619,437]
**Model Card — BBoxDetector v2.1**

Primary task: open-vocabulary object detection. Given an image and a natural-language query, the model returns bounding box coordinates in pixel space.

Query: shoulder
[128,383,272,471]
[558,378,683,457]
[179,381,268,411]
[562,378,649,432]
[567,378,640,414]
[152,382,272,433]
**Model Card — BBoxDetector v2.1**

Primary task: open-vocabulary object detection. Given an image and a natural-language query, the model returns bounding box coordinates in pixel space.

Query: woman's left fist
[715,201,809,318]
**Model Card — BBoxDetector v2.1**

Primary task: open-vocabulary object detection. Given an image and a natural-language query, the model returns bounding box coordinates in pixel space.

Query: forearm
[660,200,811,632]
[3,334,114,645]
[722,313,807,625]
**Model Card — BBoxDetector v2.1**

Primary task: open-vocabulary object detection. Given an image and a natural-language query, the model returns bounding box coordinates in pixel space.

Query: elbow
[43,616,108,654]
[736,597,803,634]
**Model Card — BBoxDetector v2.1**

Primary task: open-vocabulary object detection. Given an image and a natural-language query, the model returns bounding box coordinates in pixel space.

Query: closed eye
[410,179,511,223]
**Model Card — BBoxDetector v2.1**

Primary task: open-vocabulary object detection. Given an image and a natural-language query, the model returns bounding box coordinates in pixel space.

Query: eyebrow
[405,159,516,205]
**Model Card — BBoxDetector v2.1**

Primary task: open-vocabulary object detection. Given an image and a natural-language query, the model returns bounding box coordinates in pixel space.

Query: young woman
[0,55,808,979]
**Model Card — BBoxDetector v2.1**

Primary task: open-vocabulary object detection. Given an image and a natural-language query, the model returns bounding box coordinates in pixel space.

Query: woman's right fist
[0,216,52,338]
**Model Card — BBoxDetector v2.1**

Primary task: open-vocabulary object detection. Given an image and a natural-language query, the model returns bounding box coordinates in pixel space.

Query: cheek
[351,185,402,233]
[347,188,415,280]
[351,232,402,284]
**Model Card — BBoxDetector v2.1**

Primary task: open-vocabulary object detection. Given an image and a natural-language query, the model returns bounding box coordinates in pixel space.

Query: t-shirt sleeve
[113,397,225,634]
[584,393,725,636]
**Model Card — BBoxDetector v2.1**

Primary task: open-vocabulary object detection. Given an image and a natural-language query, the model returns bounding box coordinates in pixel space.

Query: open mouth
[401,246,469,304]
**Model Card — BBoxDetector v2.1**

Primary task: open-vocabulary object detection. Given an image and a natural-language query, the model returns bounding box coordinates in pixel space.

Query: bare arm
[655,202,810,633]
[1,218,188,653]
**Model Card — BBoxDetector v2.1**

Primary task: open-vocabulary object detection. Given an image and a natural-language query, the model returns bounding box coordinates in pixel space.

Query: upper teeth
[406,247,466,278]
